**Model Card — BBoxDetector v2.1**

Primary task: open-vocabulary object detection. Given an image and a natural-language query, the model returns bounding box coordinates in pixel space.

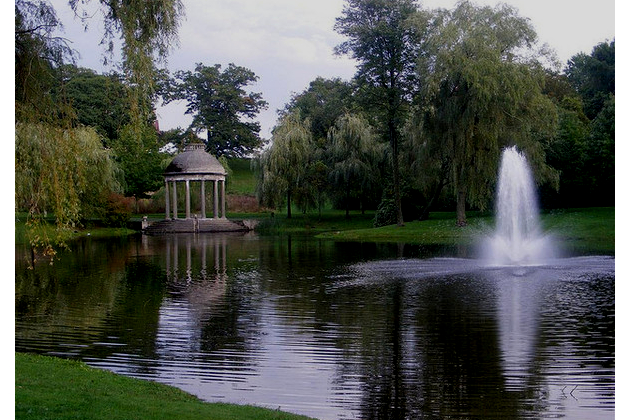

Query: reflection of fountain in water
[338,144,614,415]
[482,146,557,266]
[490,269,545,392]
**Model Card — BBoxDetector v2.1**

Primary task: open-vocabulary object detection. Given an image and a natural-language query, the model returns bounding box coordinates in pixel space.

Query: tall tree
[70,0,185,126]
[282,77,355,143]
[15,0,74,122]
[70,0,185,202]
[565,40,615,120]
[583,94,615,206]
[412,1,558,226]
[60,66,131,144]
[167,63,268,157]
[328,113,383,218]
[258,111,312,218]
[563,41,615,207]
[15,0,184,247]
[335,0,425,226]
[112,123,164,202]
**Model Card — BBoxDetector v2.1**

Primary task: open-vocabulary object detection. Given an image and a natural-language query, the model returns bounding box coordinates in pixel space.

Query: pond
[15,232,614,420]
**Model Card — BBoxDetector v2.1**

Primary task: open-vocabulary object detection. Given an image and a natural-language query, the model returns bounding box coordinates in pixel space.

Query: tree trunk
[456,187,467,226]
[287,188,292,219]
[390,120,404,226]
[419,178,447,221]
[360,192,365,215]
[345,186,350,219]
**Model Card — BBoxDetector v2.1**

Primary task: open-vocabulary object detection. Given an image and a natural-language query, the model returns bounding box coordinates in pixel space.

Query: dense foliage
[409,1,559,225]
[257,0,614,225]
[257,111,312,218]
[15,0,614,235]
[164,63,268,158]
[15,0,183,259]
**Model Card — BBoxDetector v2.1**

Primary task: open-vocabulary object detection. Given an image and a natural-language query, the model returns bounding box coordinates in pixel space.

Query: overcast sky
[46,0,615,139]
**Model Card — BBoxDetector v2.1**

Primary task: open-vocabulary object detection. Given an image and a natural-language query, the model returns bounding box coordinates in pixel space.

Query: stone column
[172,181,178,219]
[213,180,219,218]
[164,180,170,219]
[200,180,206,219]
[185,180,191,219]
[221,179,226,218]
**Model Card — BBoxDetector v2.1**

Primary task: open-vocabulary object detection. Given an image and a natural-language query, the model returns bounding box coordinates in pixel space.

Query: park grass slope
[315,207,614,255]
[15,353,316,420]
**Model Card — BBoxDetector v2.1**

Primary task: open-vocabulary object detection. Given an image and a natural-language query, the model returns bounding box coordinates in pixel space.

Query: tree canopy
[565,40,615,120]
[410,1,558,225]
[258,111,312,218]
[328,113,383,218]
[335,0,425,226]
[15,0,184,255]
[166,63,268,157]
[15,0,74,122]
[281,77,355,143]
[60,66,131,144]
[70,0,185,125]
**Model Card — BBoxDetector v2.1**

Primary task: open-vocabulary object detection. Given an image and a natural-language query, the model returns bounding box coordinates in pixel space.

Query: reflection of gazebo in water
[143,143,249,234]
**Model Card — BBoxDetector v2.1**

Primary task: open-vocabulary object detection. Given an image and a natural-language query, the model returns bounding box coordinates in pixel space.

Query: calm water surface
[15,233,614,419]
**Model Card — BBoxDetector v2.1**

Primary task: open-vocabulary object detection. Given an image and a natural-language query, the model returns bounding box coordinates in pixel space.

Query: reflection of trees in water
[156,233,264,366]
[15,237,133,356]
[16,234,614,418]
[266,261,521,420]
[251,238,512,418]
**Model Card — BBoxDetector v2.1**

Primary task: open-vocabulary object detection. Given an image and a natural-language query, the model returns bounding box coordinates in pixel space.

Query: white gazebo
[163,143,227,220]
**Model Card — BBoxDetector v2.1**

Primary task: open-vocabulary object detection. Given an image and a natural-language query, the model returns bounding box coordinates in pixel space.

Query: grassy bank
[226,157,257,195]
[314,207,614,255]
[15,216,136,247]
[16,207,614,255]
[15,353,316,420]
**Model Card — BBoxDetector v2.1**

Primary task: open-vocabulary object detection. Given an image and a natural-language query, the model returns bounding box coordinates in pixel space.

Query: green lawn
[16,207,615,255]
[15,214,136,247]
[226,157,257,195]
[315,207,614,255]
[540,207,615,254]
[15,353,316,420]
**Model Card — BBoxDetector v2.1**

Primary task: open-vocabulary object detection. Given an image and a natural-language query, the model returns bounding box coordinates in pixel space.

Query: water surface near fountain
[343,255,615,285]
[15,234,614,420]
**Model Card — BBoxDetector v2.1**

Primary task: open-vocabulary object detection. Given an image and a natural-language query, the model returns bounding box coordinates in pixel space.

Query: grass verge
[315,208,614,255]
[16,207,614,255]
[15,218,136,247]
[15,353,316,420]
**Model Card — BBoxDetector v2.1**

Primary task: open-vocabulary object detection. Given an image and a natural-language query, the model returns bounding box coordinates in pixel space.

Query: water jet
[482,146,556,266]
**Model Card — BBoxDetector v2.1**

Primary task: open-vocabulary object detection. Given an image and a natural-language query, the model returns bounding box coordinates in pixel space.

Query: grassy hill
[226,158,257,195]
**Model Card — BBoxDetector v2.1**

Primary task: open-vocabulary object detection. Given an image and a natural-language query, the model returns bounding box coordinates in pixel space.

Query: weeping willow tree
[16,124,121,263]
[15,0,184,263]
[15,0,74,122]
[70,0,184,124]
[328,113,383,218]
[411,1,558,226]
[70,0,185,202]
[258,111,313,218]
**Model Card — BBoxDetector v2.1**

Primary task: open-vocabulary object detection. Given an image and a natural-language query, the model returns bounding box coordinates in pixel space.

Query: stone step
[143,218,249,235]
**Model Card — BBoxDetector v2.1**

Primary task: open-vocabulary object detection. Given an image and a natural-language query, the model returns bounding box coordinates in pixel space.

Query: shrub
[227,194,261,213]
[373,198,398,227]
[103,193,133,227]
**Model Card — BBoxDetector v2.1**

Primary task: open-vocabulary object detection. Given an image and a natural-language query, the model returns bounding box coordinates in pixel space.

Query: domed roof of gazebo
[164,143,226,176]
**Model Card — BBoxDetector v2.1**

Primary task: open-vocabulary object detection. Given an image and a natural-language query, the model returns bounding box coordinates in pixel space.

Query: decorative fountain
[482,146,557,266]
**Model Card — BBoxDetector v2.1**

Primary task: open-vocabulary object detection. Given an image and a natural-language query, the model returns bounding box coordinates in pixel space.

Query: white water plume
[482,146,557,266]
